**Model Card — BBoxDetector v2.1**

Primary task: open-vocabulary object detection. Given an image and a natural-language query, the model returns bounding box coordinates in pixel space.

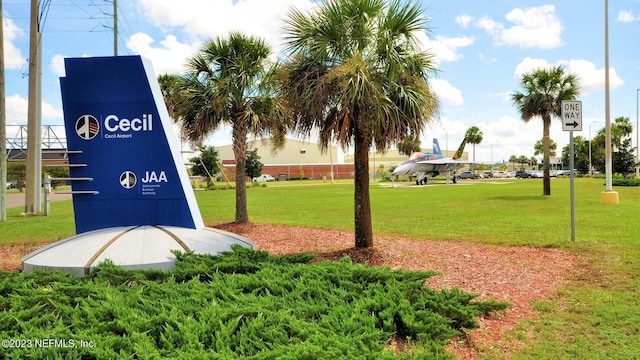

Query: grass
[200,178,639,247]
[1,177,640,358]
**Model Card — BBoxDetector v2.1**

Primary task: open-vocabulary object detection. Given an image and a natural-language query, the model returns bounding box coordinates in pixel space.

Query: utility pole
[1,0,8,221]
[104,0,118,55]
[25,0,41,214]
[113,0,118,55]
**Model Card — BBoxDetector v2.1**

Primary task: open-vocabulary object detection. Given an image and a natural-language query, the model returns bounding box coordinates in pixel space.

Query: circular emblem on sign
[75,115,100,140]
[120,171,137,189]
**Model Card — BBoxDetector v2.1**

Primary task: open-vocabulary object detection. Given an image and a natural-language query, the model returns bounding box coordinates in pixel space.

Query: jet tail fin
[60,55,204,234]
[432,138,442,155]
[452,137,467,160]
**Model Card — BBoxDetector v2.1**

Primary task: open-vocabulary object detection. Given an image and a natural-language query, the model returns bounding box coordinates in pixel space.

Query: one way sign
[561,100,582,131]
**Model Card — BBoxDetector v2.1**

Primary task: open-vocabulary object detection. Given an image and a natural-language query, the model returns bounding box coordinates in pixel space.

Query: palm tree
[511,65,580,195]
[465,126,483,162]
[509,155,518,171]
[168,32,290,223]
[534,138,557,171]
[397,135,422,156]
[612,116,633,150]
[534,138,557,157]
[592,117,632,161]
[518,155,529,169]
[157,74,183,121]
[529,157,538,169]
[280,0,439,248]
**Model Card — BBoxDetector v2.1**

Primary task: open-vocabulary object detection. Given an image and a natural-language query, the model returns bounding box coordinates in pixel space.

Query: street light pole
[490,143,493,173]
[0,0,7,222]
[442,128,448,156]
[589,121,601,174]
[601,0,618,204]
[636,89,640,177]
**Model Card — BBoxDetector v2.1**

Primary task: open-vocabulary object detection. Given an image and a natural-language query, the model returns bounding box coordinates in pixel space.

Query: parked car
[5,182,17,189]
[556,169,581,176]
[530,170,544,178]
[515,170,532,178]
[456,171,479,180]
[252,174,275,182]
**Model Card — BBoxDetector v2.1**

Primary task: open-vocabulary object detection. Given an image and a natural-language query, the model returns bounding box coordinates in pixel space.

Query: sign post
[561,100,582,242]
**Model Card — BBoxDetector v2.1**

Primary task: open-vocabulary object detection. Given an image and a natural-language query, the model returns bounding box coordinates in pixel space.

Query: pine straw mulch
[216,222,582,359]
[1,222,583,359]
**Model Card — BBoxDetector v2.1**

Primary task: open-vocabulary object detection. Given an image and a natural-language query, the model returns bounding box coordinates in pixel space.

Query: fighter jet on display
[392,138,474,185]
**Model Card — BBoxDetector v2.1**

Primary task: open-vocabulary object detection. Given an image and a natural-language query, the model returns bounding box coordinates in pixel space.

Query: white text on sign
[561,100,582,131]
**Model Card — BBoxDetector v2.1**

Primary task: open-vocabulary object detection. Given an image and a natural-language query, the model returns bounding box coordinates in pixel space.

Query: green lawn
[1,177,639,358]
[201,178,639,248]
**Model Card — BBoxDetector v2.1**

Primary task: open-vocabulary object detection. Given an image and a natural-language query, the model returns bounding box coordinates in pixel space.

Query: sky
[2,0,640,164]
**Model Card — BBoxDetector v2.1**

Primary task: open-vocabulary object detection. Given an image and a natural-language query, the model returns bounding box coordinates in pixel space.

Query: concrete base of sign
[21,226,255,277]
[601,190,619,205]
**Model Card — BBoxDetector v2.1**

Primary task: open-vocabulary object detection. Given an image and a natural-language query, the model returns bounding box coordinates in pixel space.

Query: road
[3,192,73,210]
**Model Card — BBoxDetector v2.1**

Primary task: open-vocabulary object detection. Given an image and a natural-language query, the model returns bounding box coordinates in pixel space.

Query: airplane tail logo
[432,138,442,155]
[75,115,100,140]
[453,137,467,160]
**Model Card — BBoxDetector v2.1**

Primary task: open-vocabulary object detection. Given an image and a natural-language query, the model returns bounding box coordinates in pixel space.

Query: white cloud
[126,33,199,75]
[616,10,640,23]
[455,15,473,29]
[476,5,562,49]
[51,55,66,77]
[134,0,467,72]
[423,116,469,147]
[136,0,234,36]
[416,33,473,64]
[41,102,64,120]
[5,95,28,125]
[514,57,554,77]
[2,16,27,70]
[429,79,463,106]
[130,0,318,74]
[478,53,497,64]
[136,0,315,55]
[3,94,62,125]
[514,57,624,95]
[559,59,624,95]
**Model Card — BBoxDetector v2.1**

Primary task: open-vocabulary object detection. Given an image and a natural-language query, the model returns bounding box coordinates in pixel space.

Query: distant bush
[612,178,640,186]
[202,182,235,190]
[0,247,508,358]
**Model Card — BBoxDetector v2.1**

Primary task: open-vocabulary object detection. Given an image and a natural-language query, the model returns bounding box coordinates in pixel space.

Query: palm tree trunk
[354,133,373,248]
[543,116,551,196]
[232,121,249,223]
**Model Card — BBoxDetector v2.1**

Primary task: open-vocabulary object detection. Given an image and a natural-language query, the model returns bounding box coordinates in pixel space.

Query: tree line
[561,116,636,177]
[504,116,636,176]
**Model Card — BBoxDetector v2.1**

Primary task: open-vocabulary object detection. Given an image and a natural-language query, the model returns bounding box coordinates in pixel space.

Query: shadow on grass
[490,195,549,201]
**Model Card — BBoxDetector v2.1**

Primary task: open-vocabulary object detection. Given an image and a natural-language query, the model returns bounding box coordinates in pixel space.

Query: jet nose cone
[393,164,410,175]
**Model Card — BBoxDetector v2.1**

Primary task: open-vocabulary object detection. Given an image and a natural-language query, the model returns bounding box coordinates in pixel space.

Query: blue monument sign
[22,56,252,276]
[60,56,204,234]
